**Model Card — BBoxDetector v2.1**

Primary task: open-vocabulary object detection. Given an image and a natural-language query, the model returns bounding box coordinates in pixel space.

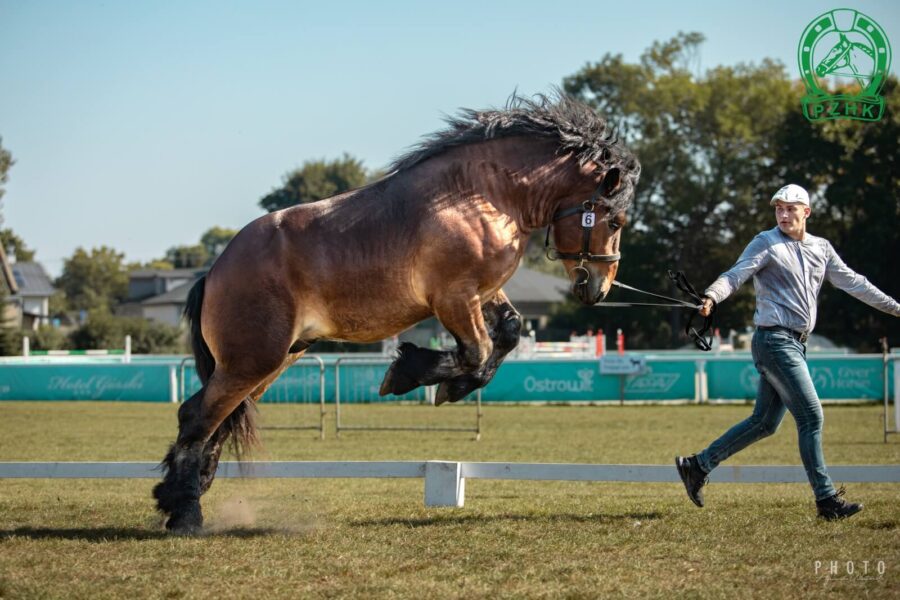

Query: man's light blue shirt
[704,227,900,334]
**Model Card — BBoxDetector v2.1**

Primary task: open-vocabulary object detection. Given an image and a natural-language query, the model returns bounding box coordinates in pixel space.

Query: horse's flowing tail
[185,276,214,384]
[184,276,258,460]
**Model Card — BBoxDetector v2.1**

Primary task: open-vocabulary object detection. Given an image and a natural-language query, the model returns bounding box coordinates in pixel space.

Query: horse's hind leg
[435,291,522,404]
[154,370,272,534]
[379,293,491,397]
[197,353,304,496]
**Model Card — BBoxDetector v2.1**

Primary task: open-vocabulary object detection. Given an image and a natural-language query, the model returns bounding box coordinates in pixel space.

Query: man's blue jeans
[696,327,836,501]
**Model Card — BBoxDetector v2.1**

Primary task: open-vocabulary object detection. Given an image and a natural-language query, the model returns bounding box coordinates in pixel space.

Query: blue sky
[1,0,898,276]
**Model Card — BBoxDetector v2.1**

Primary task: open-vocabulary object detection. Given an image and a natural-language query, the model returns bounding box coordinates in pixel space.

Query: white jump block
[424,460,465,507]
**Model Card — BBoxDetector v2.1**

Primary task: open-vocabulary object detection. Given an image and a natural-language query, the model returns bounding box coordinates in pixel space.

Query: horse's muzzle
[571,267,608,305]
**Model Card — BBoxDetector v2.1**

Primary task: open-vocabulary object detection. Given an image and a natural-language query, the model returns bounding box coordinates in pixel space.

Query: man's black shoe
[675,455,709,508]
[816,487,863,521]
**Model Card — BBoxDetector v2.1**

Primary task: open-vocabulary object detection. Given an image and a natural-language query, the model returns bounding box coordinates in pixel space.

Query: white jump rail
[1,461,897,507]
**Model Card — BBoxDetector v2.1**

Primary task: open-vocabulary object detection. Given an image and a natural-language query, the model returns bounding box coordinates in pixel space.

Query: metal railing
[179,355,327,440]
[334,356,482,440]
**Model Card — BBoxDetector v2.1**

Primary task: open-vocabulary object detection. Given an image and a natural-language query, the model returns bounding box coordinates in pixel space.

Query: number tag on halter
[582,212,596,228]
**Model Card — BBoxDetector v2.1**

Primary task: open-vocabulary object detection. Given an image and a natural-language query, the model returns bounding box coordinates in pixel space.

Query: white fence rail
[1,461,897,507]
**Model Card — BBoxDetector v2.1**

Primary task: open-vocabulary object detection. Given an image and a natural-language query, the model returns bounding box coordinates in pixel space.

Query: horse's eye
[609,221,622,232]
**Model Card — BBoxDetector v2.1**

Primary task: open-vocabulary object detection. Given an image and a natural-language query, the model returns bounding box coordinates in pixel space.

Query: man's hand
[699,296,715,317]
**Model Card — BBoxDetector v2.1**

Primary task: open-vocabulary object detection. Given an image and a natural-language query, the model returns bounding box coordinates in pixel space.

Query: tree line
[1,33,897,353]
[255,34,899,351]
[552,33,898,351]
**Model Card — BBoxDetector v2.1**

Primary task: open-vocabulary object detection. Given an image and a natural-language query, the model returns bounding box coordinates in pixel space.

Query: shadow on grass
[0,526,291,542]
[863,520,898,531]
[351,511,664,528]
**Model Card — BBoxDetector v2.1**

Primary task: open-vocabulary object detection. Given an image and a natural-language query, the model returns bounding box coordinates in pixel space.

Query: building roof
[130,268,206,279]
[10,262,54,297]
[142,278,199,305]
[504,266,570,304]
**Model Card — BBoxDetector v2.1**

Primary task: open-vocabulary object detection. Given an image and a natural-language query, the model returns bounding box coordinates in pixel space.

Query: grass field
[0,401,898,598]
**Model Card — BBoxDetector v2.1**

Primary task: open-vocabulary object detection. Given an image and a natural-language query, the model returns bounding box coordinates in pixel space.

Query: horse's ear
[599,167,621,197]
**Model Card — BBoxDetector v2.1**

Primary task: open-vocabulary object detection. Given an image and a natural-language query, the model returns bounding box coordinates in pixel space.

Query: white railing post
[168,365,178,403]
[22,336,30,358]
[124,335,132,364]
[424,461,465,507]
[894,356,899,439]
[694,359,708,403]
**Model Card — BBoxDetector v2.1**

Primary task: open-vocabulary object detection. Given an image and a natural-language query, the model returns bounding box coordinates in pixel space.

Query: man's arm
[825,243,900,316]
[700,234,772,314]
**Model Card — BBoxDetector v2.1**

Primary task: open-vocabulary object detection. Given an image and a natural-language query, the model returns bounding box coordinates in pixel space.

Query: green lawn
[0,402,897,598]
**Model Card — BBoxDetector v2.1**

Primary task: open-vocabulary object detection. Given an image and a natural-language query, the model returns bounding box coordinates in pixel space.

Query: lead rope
[600,270,717,351]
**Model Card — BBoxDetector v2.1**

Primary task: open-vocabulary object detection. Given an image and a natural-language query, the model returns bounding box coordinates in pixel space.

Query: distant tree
[0,317,21,356]
[200,226,238,260]
[259,154,368,212]
[56,246,129,313]
[0,138,17,354]
[557,32,794,347]
[48,290,68,320]
[164,244,209,269]
[0,136,12,210]
[151,226,238,269]
[0,228,36,262]
[0,273,19,352]
[128,259,174,271]
[30,324,69,351]
[69,312,182,353]
[771,78,900,350]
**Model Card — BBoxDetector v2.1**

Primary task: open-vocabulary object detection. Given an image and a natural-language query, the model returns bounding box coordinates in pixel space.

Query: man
[676,184,900,520]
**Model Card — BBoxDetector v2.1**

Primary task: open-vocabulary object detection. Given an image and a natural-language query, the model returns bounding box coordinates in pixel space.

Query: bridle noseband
[543,188,717,352]
[544,189,621,276]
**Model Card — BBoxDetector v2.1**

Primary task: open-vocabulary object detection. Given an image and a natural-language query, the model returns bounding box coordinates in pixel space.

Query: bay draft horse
[154,93,641,533]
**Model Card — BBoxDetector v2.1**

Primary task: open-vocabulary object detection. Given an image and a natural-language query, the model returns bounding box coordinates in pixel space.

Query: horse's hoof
[433,384,450,406]
[434,380,468,405]
[165,504,203,535]
[378,363,396,396]
[379,363,420,396]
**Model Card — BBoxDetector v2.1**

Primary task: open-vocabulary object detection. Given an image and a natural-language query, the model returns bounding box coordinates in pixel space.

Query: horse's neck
[449,139,578,232]
[316,140,583,234]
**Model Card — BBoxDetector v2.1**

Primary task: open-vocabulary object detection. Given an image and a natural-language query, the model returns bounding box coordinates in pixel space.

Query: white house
[7,262,55,330]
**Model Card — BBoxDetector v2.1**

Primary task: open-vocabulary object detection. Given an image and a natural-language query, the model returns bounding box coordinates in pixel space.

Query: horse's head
[547,166,629,305]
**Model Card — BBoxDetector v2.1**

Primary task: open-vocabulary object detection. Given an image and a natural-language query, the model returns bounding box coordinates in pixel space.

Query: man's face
[774,200,810,238]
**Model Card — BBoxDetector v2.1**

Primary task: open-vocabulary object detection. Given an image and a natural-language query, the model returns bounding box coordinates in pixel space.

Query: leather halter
[544,188,621,264]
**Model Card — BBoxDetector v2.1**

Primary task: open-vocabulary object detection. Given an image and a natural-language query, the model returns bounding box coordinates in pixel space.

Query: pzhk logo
[799,9,891,122]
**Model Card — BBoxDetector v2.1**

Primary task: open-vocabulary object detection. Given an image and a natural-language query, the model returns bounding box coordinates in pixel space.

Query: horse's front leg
[379,294,491,398]
[435,290,522,405]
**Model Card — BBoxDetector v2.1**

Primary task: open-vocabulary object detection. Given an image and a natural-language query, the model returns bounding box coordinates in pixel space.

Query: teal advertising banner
[482,361,620,402]
[623,360,697,401]
[1,355,894,403]
[481,359,697,402]
[707,357,893,401]
[0,364,173,401]
[182,360,430,404]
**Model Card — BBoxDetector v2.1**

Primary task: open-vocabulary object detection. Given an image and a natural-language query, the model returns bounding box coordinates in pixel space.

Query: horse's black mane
[389,91,640,213]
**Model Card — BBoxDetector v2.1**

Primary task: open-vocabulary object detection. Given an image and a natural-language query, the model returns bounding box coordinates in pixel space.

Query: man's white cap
[771,184,810,206]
